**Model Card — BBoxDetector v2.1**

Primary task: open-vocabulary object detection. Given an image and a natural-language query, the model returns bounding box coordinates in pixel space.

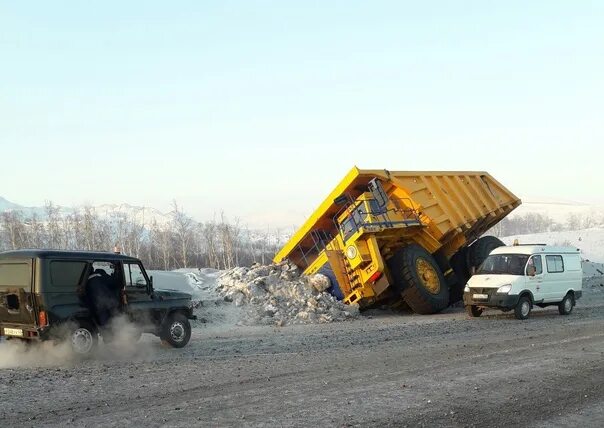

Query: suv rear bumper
[0,324,44,341]
[463,292,520,310]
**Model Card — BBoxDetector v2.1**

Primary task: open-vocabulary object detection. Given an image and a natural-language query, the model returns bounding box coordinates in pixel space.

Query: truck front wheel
[387,244,449,314]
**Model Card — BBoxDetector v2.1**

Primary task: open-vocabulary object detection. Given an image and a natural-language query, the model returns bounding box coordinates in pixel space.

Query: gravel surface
[1,291,603,427]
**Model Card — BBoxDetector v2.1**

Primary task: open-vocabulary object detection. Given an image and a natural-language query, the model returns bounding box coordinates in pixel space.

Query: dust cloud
[0,316,159,368]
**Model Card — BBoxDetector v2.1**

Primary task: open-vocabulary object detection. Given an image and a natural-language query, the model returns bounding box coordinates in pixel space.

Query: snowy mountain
[0,196,171,227]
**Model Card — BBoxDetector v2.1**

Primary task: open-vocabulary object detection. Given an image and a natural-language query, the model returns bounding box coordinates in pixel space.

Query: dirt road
[1,297,603,427]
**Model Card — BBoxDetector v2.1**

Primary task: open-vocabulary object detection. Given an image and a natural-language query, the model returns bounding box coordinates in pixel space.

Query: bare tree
[1,211,26,249]
[171,201,194,268]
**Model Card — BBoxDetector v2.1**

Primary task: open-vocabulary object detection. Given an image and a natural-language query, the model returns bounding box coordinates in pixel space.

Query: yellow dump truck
[274,167,521,314]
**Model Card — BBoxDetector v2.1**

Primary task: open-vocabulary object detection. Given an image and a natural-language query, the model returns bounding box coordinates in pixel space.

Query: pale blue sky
[1,1,603,227]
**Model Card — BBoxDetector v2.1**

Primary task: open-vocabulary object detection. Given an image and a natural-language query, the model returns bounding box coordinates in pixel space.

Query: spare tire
[387,244,449,314]
[469,236,505,270]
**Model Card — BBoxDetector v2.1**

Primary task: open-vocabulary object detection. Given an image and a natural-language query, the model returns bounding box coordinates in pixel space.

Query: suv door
[0,259,37,330]
[122,261,152,321]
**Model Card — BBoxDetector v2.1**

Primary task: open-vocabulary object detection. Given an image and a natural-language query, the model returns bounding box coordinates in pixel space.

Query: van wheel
[558,294,574,315]
[387,244,449,314]
[70,322,98,356]
[514,296,532,320]
[160,313,191,348]
[466,305,483,317]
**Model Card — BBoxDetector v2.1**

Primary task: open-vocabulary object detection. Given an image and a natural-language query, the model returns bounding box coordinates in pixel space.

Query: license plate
[473,293,489,300]
[4,328,23,337]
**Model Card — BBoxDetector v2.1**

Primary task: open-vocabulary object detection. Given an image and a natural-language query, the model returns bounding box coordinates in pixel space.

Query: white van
[463,245,583,319]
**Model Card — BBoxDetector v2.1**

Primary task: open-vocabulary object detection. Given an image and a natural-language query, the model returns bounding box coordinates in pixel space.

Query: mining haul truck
[274,167,521,314]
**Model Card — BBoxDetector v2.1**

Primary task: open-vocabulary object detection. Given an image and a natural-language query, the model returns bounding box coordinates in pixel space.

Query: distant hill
[0,196,171,226]
[502,228,604,263]
[510,198,604,225]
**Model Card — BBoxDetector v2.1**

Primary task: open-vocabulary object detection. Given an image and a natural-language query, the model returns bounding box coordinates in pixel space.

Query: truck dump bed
[275,167,521,272]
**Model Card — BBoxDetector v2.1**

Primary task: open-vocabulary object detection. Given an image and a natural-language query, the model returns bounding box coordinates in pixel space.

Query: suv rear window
[50,261,88,290]
[0,262,31,289]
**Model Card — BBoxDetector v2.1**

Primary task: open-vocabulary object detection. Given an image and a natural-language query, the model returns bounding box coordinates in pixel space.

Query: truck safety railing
[334,197,422,241]
[293,229,334,267]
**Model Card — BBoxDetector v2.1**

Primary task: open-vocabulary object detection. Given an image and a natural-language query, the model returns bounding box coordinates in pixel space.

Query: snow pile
[215,261,360,326]
[582,261,604,291]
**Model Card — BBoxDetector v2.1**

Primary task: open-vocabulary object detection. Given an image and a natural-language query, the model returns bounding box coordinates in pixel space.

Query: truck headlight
[497,284,512,294]
[346,245,358,259]
[464,285,470,293]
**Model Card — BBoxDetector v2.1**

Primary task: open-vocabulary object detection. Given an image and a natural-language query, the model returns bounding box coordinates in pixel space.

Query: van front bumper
[463,291,520,310]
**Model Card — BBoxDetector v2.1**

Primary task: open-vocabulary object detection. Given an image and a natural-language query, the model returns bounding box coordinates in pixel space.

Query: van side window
[528,255,542,275]
[545,255,564,273]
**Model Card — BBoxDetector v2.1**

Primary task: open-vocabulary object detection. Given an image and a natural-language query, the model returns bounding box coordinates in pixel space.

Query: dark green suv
[0,250,196,355]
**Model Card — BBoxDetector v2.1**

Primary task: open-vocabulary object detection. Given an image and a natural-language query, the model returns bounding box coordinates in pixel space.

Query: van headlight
[464,285,470,293]
[497,284,512,294]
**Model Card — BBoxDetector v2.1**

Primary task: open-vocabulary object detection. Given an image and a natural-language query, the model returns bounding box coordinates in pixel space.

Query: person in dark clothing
[85,265,121,327]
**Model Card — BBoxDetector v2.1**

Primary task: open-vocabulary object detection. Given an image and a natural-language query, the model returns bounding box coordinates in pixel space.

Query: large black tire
[387,244,449,314]
[160,312,191,348]
[514,296,532,320]
[558,293,574,315]
[448,247,470,305]
[69,320,98,356]
[469,236,505,270]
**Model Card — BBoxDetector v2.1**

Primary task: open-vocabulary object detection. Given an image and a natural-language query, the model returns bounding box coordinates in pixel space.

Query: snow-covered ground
[150,263,360,329]
[501,228,604,262]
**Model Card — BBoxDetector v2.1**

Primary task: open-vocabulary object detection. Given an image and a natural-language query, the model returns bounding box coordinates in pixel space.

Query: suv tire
[514,296,532,320]
[558,293,574,315]
[70,321,98,356]
[160,312,191,348]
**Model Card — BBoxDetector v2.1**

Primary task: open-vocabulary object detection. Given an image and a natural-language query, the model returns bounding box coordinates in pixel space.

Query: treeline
[0,202,284,270]
[489,212,603,237]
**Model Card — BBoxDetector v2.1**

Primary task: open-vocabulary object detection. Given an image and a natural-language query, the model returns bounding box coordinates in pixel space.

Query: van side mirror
[527,265,536,277]
[149,275,154,294]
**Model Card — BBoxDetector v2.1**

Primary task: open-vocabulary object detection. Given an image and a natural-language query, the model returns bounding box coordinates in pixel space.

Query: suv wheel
[160,313,191,348]
[514,296,532,320]
[70,322,98,356]
[558,293,574,315]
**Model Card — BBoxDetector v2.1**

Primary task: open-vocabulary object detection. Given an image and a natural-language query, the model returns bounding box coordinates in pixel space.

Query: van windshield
[476,254,529,276]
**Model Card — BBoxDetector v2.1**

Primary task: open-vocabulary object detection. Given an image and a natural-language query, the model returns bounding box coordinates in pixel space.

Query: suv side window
[546,255,564,273]
[528,255,543,275]
[50,261,88,290]
[124,263,148,288]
